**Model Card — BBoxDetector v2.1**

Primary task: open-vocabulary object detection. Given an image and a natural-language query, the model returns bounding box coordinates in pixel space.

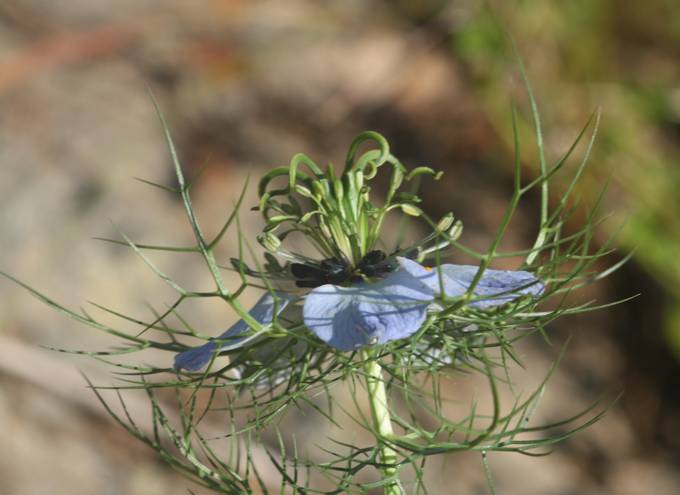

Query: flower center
[291,250,397,288]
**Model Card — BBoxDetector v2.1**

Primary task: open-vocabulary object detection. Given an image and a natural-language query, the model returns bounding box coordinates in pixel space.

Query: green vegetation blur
[435,0,680,357]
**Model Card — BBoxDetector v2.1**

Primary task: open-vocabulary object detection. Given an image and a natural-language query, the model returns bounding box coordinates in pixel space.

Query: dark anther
[291,250,397,288]
[357,250,395,277]
[291,257,350,288]
[362,250,387,264]
[291,263,325,280]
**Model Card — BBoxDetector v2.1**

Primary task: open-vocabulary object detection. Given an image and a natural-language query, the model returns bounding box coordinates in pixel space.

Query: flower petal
[398,256,543,308]
[234,304,309,389]
[174,292,297,371]
[303,266,435,350]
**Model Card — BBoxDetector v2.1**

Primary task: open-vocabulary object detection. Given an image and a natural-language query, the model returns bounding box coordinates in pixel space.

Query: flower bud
[436,213,454,232]
[448,220,463,241]
[257,232,281,252]
[400,203,422,217]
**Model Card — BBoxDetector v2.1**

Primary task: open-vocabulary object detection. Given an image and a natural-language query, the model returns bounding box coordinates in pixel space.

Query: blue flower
[174,292,298,371]
[302,260,434,350]
[174,257,543,369]
[303,257,543,351]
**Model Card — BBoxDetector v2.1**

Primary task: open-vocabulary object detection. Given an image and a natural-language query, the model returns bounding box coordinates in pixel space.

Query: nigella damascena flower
[174,257,543,370]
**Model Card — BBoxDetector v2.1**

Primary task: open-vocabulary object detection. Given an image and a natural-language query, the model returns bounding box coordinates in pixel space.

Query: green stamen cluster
[257,131,442,264]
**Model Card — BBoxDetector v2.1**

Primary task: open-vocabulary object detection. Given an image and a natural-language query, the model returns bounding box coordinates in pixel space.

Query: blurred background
[1,1,679,494]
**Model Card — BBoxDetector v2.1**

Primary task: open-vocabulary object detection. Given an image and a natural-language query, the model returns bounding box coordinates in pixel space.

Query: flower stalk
[363,349,403,495]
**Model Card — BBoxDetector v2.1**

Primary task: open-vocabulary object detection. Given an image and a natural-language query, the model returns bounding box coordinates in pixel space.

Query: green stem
[363,351,402,495]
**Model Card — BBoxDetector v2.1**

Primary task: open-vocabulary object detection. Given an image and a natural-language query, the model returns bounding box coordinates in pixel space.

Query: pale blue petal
[174,292,297,371]
[173,341,218,371]
[303,266,435,351]
[398,256,543,308]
